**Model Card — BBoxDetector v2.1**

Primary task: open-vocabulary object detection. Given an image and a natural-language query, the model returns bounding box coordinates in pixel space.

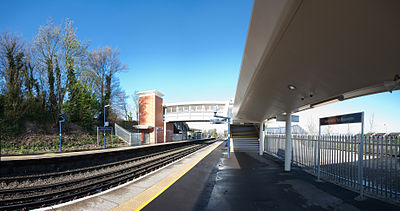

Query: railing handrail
[115,123,131,134]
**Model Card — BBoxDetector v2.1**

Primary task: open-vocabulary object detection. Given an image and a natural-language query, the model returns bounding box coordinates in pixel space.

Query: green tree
[207,128,217,138]
[63,81,99,130]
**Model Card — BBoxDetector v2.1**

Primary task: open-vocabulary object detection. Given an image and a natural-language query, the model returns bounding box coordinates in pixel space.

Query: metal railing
[115,123,142,146]
[264,134,400,203]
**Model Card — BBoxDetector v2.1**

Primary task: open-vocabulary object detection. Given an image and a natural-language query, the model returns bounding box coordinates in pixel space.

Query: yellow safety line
[110,141,222,211]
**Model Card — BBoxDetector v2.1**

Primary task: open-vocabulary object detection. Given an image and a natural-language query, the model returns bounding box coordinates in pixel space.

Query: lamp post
[104,104,110,148]
[214,106,231,158]
[59,113,66,152]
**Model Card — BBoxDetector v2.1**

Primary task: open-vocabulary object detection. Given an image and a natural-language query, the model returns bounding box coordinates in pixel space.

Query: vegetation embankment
[0,19,134,155]
[1,133,127,155]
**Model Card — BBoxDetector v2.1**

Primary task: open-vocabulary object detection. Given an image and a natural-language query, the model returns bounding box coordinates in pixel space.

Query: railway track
[0,141,213,210]
[1,143,196,184]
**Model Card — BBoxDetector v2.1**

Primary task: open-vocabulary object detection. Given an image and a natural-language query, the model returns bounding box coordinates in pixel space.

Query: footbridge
[163,101,232,122]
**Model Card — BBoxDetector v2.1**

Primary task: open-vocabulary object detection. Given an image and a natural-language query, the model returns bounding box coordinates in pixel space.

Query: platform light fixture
[104,104,110,126]
[288,85,296,90]
[311,99,339,108]
[214,105,218,115]
[311,95,344,108]
[103,104,110,149]
[297,104,311,112]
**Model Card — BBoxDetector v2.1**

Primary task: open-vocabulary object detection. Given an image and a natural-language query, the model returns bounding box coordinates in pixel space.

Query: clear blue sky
[0,0,253,103]
[294,91,400,134]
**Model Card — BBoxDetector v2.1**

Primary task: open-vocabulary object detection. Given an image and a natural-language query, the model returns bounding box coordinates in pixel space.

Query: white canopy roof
[234,0,400,122]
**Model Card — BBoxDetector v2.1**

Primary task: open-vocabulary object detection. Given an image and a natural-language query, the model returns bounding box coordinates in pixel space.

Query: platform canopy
[233,0,400,122]
[133,125,153,130]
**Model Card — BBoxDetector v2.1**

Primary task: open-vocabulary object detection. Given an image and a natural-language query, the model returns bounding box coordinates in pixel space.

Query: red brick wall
[165,122,174,142]
[155,96,164,143]
[139,95,155,126]
[139,94,164,144]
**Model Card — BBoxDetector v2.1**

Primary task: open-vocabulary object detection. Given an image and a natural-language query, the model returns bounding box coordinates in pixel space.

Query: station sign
[319,112,362,126]
[210,118,225,124]
[59,113,66,122]
[98,127,113,131]
[156,127,163,130]
[276,114,299,122]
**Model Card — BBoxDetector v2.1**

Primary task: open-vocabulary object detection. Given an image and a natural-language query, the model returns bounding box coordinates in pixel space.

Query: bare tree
[323,125,332,135]
[61,19,88,88]
[121,93,129,121]
[369,113,375,133]
[0,32,25,123]
[87,46,128,121]
[306,117,317,135]
[22,44,39,99]
[33,19,62,115]
[0,32,24,90]
[111,89,128,120]
[131,91,139,121]
[60,18,88,104]
[346,124,350,135]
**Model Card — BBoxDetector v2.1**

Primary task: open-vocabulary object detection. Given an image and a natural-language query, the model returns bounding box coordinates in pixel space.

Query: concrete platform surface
[144,145,399,211]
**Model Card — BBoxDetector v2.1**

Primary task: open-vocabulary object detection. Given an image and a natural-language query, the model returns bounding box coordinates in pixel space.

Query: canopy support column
[259,122,264,155]
[284,113,292,172]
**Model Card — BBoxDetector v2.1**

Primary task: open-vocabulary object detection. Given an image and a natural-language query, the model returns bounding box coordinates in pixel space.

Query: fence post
[129,128,132,146]
[284,114,292,172]
[97,127,99,146]
[314,135,317,173]
[317,125,321,181]
[357,112,365,199]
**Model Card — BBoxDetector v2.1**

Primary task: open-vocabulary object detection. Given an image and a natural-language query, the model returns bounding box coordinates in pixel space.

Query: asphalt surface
[144,142,399,211]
